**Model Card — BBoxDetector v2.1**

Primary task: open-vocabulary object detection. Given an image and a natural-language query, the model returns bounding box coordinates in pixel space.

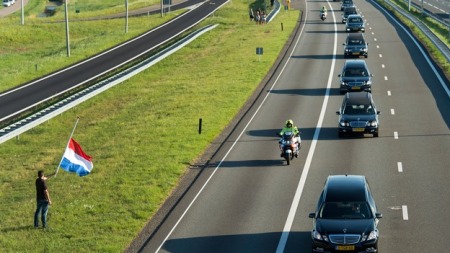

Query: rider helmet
[286,119,294,128]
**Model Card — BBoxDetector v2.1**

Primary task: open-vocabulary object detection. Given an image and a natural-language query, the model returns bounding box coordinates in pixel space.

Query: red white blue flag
[60,138,93,177]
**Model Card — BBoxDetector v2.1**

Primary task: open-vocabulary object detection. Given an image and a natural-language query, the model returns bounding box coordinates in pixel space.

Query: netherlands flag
[60,138,93,177]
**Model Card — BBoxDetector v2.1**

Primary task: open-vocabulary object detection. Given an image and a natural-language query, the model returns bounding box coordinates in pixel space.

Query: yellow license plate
[352,52,360,55]
[351,86,361,90]
[336,245,355,251]
[353,128,365,132]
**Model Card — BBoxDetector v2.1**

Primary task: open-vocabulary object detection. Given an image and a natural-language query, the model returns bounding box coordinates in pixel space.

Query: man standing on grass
[34,170,52,228]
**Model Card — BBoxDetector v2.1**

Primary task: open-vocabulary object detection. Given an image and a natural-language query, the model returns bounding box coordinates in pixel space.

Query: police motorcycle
[277,131,301,165]
[320,8,327,21]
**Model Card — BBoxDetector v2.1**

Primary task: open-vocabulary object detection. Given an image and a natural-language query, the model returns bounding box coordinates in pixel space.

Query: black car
[343,33,368,58]
[309,175,382,253]
[341,6,357,23]
[346,14,365,33]
[340,0,355,11]
[338,60,373,94]
[336,92,380,137]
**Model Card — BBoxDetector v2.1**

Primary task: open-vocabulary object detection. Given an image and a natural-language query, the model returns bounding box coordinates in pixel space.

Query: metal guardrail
[0,24,218,145]
[381,0,450,63]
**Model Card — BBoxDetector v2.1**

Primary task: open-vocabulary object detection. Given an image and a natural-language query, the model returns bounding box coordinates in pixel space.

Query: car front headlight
[340,121,349,127]
[341,81,348,86]
[362,231,378,241]
[369,121,378,127]
[312,230,329,242]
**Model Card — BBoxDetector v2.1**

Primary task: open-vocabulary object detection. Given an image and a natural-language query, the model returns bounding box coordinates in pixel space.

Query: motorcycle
[277,131,300,165]
[320,10,327,21]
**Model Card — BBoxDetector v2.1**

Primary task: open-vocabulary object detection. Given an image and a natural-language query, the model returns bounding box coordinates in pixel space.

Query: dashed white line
[374,38,377,42]
[402,205,409,220]
[379,54,383,58]
[391,108,395,115]
[376,45,380,49]
[381,64,385,68]
[384,76,388,81]
[394,131,398,139]
[387,90,391,96]
[397,162,403,172]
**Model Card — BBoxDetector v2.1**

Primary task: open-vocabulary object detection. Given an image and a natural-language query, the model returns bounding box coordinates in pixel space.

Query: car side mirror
[336,111,341,115]
[309,213,316,218]
[343,43,346,46]
[377,111,381,115]
[376,212,383,219]
[338,74,341,77]
[370,74,374,77]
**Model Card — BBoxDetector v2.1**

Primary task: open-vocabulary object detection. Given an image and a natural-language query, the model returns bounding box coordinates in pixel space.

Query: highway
[0,0,226,124]
[138,0,450,252]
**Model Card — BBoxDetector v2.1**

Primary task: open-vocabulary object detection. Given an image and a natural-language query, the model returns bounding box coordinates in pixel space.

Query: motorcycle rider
[320,6,327,19]
[279,119,301,157]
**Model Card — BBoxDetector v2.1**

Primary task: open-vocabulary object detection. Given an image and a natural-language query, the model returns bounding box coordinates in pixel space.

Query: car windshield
[343,68,368,77]
[348,39,363,45]
[344,104,374,115]
[349,17,362,23]
[343,0,353,4]
[319,201,372,219]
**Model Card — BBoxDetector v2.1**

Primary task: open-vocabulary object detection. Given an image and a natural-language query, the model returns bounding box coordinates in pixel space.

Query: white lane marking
[376,45,380,49]
[397,162,403,172]
[276,2,337,252]
[379,54,383,58]
[156,2,314,252]
[391,108,395,115]
[371,0,450,98]
[381,64,385,68]
[374,38,377,42]
[384,76,388,81]
[394,131,399,139]
[372,31,375,35]
[402,205,409,220]
[387,90,391,96]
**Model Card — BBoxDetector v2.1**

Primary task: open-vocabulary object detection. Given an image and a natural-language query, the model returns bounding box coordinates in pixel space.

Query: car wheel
[364,55,368,58]
[373,132,378,137]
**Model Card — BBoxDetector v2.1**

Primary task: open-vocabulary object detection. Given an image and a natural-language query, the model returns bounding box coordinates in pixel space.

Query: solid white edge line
[155,3,313,252]
[370,0,450,99]
[402,205,409,220]
[275,2,337,252]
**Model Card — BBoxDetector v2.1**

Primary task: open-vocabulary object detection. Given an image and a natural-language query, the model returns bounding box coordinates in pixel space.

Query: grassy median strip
[0,1,299,252]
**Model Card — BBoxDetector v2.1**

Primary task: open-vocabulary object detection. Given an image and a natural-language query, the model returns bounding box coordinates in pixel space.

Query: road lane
[140,0,450,252]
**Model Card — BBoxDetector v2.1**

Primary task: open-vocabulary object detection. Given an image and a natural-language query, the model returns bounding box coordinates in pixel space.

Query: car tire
[373,131,379,137]
[364,55,368,58]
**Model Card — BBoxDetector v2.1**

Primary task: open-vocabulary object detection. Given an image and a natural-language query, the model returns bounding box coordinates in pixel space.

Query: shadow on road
[161,231,312,253]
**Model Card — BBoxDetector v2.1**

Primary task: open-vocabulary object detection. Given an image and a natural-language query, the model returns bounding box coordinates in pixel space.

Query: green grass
[0,0,300,252]
[375,0,450,77]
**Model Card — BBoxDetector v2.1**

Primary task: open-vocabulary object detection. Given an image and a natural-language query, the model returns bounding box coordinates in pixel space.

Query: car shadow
[269,87,342,96]
[291,54,347,60]
[160,231,312,253]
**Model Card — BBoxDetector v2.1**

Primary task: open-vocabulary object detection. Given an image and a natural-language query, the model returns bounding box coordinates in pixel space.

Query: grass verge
[0,1,300,252]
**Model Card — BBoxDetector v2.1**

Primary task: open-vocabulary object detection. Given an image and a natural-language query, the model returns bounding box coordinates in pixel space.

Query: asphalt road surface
[138,0,450,252]
[0,0,225,124]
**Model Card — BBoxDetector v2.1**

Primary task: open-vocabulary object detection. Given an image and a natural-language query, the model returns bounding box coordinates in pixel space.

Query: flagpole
[54,117,80,178]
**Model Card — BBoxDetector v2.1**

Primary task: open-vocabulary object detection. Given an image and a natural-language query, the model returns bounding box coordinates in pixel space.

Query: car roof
[345,92,372,105]
[324,175,368,202]
[348,14,362,18]
[343,59,367,68]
